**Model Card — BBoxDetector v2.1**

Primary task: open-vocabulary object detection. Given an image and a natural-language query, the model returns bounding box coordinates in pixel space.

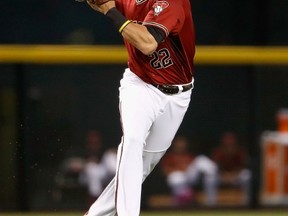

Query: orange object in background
[284,147,288,194]
[264,142,279,194]
[261,132,288,205]
[277,109,288,133]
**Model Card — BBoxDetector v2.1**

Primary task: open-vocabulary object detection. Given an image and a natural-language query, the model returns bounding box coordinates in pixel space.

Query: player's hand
[86,0,116,15]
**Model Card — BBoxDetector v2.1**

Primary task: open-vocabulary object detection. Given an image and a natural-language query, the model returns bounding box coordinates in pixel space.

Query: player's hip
[120,68,193,97]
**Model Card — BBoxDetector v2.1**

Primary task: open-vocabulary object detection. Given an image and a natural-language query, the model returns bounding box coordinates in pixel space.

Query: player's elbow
[138,40,158,56]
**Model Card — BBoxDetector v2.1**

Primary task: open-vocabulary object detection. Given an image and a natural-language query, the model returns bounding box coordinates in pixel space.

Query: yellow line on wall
[0,45,288,65]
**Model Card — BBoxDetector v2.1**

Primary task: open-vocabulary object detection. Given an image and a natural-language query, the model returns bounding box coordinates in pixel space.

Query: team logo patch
[136,0,148,5]
[153,1,169,16]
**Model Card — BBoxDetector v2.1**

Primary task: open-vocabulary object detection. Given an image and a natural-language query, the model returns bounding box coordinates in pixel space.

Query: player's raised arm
[116,20,158,56]
[86,0,164,55]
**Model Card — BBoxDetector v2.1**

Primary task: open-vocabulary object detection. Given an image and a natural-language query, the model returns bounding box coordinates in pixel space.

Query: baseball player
[84,0,195,215]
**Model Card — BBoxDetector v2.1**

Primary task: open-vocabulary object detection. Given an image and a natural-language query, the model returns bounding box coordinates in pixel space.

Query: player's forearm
[105,7,157,55]
[121,23,158,55]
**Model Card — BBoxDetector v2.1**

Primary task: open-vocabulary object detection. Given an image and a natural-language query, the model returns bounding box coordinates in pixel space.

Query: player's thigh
[119,82,155,143]
[144,92,191,152]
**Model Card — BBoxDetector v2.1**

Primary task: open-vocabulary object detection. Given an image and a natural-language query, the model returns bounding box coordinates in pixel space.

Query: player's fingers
[86,0,103,13]
[87,0,95,4]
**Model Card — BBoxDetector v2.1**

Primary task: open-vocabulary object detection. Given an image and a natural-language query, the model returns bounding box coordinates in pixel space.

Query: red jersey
[116,0,195,85]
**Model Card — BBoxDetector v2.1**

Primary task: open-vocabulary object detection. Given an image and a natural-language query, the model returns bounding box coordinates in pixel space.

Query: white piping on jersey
[135,0,148,5]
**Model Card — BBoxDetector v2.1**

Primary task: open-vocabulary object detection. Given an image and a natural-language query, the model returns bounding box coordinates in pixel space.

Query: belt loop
[178,85,183,93]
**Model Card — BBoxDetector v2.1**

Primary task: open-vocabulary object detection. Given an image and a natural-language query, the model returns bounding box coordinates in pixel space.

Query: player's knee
[142,151,164,180]
[122,135,144,151]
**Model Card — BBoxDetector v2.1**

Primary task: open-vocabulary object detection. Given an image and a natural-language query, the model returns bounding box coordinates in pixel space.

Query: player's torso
[116,0,195,85]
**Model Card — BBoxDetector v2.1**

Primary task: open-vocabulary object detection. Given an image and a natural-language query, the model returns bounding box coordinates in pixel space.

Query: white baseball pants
[86,68,192,216]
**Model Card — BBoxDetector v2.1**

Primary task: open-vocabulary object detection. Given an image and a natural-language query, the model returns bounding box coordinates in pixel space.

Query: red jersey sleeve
[143,0,185,37]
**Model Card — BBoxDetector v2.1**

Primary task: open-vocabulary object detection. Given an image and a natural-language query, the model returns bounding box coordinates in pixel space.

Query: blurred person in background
[212,132,251,205]
[80,156,107,206]
[79,130,106,206]
[101,147,118,186]
[84,130,103,160]
[54,130,105,205]
[161,136,218,206]
[80,131,118,206]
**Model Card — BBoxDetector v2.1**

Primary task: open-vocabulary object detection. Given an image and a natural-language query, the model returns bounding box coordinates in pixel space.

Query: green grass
[0,210,287,216]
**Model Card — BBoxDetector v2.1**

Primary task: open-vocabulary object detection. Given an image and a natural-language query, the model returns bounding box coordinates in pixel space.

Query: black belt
[152,83,193,95]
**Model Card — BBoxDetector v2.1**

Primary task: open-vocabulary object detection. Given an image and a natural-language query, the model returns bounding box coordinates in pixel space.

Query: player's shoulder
[162,0,190,5]
[157,0,191,13]
[151,0,187,15]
